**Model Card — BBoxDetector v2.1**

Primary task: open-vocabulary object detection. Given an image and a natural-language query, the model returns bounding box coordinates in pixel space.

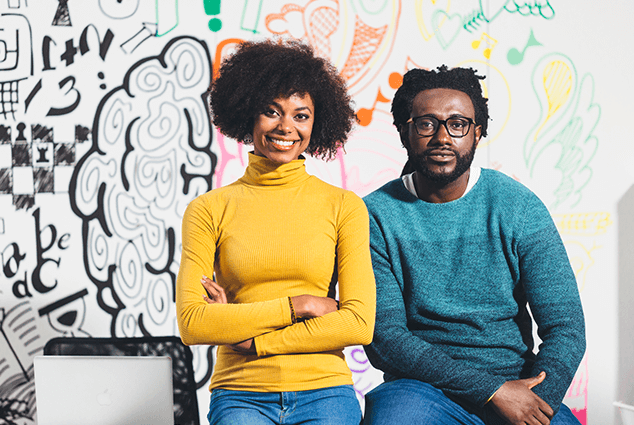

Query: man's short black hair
[209,38,356,161]
[392,65,489,138]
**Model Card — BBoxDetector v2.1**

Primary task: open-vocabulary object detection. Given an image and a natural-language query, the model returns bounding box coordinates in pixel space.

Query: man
[362,66,585,425]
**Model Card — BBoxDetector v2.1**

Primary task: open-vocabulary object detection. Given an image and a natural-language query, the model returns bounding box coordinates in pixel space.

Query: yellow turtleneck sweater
[176,153,375,392]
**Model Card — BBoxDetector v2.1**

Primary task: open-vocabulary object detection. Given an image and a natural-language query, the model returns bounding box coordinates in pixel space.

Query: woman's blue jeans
[363,379,581,425]
[208,385,362,425]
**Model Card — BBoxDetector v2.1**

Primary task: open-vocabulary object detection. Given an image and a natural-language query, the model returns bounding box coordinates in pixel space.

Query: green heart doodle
[432,10,462,50]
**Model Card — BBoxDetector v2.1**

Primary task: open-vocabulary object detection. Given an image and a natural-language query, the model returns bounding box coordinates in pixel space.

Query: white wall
[0,1,632,424]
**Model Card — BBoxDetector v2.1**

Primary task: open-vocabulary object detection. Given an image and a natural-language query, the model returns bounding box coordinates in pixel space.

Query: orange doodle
[357,72,403,127]
[339,17,388,80]
[357,89,390,127]
[265,0,400,95]
[213,38,244,80]
[265,2,339,58]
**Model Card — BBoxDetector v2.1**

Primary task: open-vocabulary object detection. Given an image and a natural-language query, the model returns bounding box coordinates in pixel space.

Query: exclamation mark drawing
[203,0,222,32]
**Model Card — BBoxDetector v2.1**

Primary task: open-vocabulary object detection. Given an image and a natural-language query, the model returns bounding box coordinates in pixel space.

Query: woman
[176,38,375,425]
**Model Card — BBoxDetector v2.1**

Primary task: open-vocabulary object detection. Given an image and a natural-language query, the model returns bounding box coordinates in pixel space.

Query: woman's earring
[244,134,253,143]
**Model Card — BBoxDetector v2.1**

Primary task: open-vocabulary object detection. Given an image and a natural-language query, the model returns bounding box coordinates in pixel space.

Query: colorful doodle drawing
[508,28,542,65]
[414,0,450,41]
[504,0,555,20]
[202,0,222,32]
[336,110,407,195]
[241,0,265,34]
[344,345,380,406]
[456,60,511,148]
[524,53,600,209]
[155,0,179,36]
[553,212,613,237]
[265,0,400,95]
[432,9,462,49]
[471,32,497,59]
[119,0,179,54]
[564,240,599,293]
[69,36,214,336]
[564,354,588,425]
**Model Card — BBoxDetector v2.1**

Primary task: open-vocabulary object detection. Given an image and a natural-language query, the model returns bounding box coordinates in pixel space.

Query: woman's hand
[229,338,256,354]
[291,295,339,319]
[200,276,256,353]
[201,275,227,304]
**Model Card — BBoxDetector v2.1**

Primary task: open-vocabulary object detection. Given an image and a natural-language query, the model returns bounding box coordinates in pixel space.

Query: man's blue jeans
[207,385,362,425]
[363,379,581,425]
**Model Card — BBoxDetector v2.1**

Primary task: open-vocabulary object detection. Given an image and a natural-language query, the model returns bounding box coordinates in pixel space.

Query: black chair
[43,336,200,425]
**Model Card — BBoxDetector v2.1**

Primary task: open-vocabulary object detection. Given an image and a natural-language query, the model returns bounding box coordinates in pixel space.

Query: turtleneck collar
[240,152,311,187]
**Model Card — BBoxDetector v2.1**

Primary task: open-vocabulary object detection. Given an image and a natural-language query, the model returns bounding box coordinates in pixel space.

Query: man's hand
[291,295,339,319]
[489,371,554,425]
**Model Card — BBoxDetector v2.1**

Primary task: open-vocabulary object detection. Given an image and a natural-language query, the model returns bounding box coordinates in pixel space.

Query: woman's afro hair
[209,38,356,161]
[391,65,490,138]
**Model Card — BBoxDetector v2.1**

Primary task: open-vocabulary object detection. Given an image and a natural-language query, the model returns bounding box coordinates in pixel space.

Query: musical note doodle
[357,72,402,127]
[357,89,390,127]
[471,32,497,59]
[507,29,542,65]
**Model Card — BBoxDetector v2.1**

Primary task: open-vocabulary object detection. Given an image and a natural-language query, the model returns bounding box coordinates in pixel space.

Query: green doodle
[155,0,179,37]
[524,53,600,209]
[505,0,555,20]
[432,10,463,49]
[355,0,390,15]
[241,0,264,34]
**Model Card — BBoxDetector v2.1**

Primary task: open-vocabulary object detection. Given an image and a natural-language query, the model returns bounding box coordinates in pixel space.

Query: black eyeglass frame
[406,116,476,138]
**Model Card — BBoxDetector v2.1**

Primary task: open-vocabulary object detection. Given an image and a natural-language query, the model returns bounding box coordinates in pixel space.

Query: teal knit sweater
[363,168,585,416]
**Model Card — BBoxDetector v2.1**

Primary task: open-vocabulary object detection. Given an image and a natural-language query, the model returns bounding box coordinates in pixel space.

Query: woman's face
[252,93,314,164]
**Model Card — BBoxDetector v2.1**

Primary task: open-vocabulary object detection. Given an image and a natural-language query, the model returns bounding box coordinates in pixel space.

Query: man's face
[401,88,482,185]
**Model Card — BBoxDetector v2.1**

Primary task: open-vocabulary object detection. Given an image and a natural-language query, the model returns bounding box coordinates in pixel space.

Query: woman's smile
[252,93,314,163]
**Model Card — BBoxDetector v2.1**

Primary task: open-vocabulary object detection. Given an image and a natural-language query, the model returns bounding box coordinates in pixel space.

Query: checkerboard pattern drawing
[0,123,91,209]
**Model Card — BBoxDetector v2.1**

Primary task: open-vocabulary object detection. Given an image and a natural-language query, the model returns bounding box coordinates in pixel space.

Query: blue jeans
[208,385,362,425]
[363,379,581,425]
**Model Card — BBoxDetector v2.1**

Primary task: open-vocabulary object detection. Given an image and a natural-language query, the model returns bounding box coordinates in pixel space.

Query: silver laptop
[34,356,174,425]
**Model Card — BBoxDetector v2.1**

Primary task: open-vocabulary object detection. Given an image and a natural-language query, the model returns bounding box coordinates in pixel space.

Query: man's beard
[410,139,477,185]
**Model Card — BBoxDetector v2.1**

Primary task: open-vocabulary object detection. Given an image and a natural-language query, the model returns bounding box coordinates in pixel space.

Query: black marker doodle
[99,0,140,20]
[0,13,34,120]
[70,36,215,337]
[38,288,90,336]
[120,22,155,54]
[1,124,85,209]
[98,72,106,90]
[0,301,41,425]
[52,0,72,27]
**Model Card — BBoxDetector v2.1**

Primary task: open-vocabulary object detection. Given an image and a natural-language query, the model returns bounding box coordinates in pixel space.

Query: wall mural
[0,1,612,424]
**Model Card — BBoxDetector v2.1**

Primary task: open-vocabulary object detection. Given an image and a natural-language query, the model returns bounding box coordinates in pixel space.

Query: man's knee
[550,404,582,425]
[363,380,483,425]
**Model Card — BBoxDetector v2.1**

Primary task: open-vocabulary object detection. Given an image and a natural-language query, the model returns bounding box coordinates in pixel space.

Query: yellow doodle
[534,60,572,140]
[553,212,613,236]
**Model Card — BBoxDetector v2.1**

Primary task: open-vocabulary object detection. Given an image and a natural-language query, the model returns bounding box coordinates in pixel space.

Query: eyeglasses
[406,116,475,138]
